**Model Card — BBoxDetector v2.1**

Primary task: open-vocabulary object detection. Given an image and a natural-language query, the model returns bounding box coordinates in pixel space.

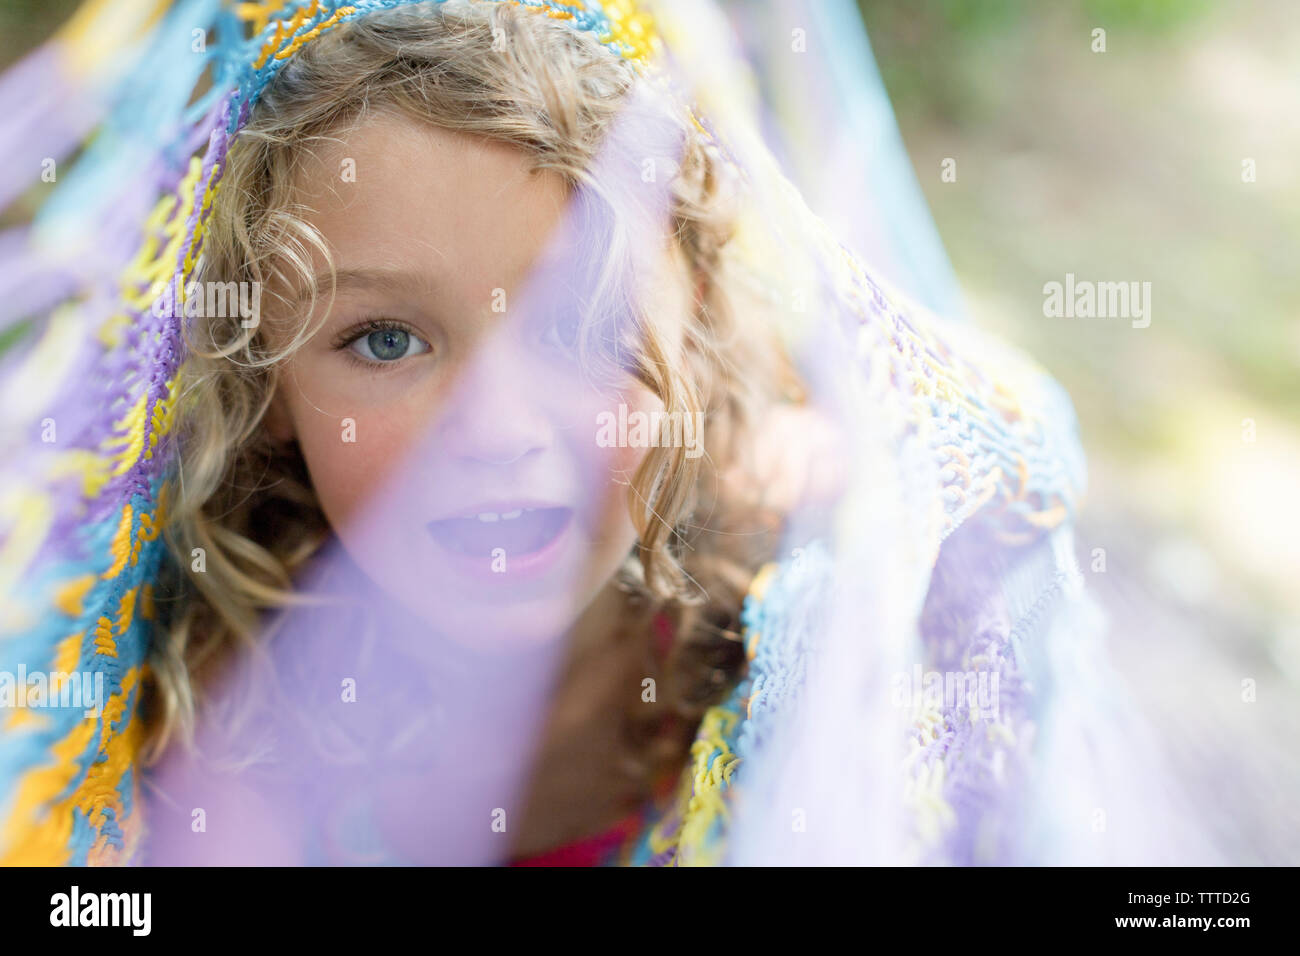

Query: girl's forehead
[291,115,570,299]
[286,111,687,311]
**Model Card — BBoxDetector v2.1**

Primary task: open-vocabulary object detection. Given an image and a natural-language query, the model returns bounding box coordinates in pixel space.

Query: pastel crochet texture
[0,0,1085,865]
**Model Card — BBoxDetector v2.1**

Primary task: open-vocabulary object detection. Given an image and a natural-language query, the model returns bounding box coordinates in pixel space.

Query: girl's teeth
[471,509,530,522]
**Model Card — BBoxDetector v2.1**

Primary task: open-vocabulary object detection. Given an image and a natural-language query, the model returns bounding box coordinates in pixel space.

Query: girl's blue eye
[348,326,431,363]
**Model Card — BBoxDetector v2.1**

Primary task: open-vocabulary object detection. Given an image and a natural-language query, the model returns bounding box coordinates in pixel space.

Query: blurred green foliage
[861,0,1216,125]
[0,0,74,66]
[860,0,1299,431]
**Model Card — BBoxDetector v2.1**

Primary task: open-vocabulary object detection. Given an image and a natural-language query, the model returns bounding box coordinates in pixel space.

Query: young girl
[150,1,813,864]
[0,0,1096,866]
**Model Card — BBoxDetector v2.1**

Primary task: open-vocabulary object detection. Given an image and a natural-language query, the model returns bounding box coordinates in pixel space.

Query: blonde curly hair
[145,0,799,796]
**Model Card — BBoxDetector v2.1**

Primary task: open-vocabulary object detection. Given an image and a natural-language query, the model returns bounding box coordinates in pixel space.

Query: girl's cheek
[587,384,664,476]
[292,406,414,532]
[580,385,663,539]
[605,431,650,476]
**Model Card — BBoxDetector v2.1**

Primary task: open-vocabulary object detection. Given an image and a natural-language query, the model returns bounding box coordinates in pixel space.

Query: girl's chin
[336,531,621,657]
[397,595,585,657]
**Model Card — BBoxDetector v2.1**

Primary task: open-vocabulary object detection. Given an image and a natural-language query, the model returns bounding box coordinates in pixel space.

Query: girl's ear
[264,384,295,444]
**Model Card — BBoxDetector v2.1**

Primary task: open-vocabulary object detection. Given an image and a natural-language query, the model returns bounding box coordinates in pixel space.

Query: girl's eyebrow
[293,266,436,307]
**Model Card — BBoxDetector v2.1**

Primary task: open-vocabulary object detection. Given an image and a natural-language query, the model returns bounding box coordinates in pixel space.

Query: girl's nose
[439,336,557,467]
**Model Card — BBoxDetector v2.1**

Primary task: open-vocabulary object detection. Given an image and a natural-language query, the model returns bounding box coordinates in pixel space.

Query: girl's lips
[430,498,572,523]
[427,505,570,555]
[425,506,575,582]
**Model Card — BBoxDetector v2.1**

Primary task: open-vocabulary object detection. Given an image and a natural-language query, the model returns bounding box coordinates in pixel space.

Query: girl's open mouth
[426,506,573,559]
